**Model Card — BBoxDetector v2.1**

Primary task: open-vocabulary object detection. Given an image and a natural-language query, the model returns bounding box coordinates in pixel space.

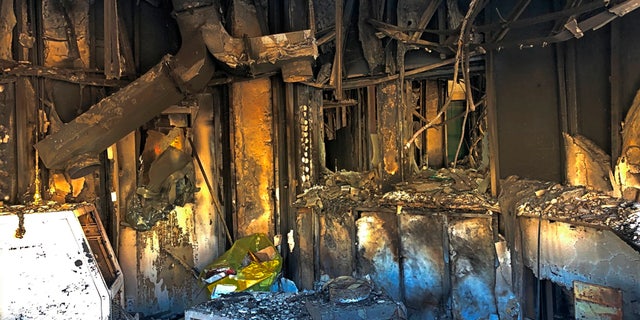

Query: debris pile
[295,170,379,213]
[501,176,640,250]
[185,291,312,320]
[184,276,406,320]
[382,168,497,210]
[200,234,282,298]
[296,168,497,214]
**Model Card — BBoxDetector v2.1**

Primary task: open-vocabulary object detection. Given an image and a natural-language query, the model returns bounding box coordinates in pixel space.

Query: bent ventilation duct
[35,1,217,178]
[35,0,317,178]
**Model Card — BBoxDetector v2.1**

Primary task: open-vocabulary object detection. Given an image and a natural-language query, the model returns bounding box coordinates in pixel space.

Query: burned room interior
[1,0,640,319]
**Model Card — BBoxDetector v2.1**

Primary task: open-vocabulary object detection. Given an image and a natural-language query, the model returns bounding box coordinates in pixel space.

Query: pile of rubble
[295,168,498,214]
[185,291,312,320]
[184,276,406,320]
[501,176,640,249]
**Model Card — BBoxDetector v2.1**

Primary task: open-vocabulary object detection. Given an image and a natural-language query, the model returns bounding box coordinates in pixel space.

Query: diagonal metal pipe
[35,0,317,178]
[35,2,217,178]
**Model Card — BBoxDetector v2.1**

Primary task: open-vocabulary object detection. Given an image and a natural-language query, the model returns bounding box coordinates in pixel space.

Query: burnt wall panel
[319,210,355,278]
[620,10,640,115]
[356,212,401,301]
[42,0,91,68]
[0,81,16,203]
[520,218,640,319]
[490,3,640,182]
[377,81,402,187]
[494,45,562,181]
[490,1,562,182]
[136,1,180,73]
[400,214,445,318]
[448,217,497,320]
[294,207,315,290]
[575,28,610,152]
[232,78,275,238]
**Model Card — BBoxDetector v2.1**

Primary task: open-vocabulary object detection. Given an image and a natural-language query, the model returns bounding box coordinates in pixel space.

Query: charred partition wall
[294,206,501,319]
[488,2,640,183]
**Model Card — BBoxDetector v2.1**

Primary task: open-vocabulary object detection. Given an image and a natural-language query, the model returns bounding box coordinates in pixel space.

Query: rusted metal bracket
[564,17,584,39]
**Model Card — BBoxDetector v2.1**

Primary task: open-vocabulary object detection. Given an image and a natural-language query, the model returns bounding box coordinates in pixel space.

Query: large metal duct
[35,2,217,178]
[35,0,317,178]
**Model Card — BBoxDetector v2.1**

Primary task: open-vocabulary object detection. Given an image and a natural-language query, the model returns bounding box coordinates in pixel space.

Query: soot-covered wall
[490,3,640,183]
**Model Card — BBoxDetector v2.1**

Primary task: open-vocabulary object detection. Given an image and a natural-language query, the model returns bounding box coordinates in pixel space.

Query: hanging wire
[405,0,481,150]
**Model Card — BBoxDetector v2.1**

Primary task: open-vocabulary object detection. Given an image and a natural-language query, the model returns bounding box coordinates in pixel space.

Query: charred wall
[296,207,500,319]
[489,3,640,183]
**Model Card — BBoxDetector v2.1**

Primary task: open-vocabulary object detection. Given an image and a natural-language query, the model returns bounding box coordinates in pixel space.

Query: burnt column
[229,0,276,238]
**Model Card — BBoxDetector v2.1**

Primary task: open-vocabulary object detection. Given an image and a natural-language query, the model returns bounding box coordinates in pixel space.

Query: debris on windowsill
[294,167,498,215]
[184,276,406,320]
[500,176,640,250]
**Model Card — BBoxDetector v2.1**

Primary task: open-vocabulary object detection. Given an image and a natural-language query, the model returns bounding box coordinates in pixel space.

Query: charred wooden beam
[610,20,622,163]
[341,53,475,90]
[549,0,582,36]
[480,0,640,50]
[425,80,444,168]
[475,1,602,33]
[486,52,500,197]
[377,81,406,188]
[0,60,129,87]
[322,98,358,109]
[15,78,37,204]
[374,25,442,48]
[0,81,17,203]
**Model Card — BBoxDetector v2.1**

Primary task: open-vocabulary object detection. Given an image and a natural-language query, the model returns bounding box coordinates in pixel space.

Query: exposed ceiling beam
[492,0,532,42]
[409,0,443,42]
[475,1,603,33]
[482,0,640,50]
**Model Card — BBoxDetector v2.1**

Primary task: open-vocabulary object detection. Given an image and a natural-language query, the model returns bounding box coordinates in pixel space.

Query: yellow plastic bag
[200,233,282,296]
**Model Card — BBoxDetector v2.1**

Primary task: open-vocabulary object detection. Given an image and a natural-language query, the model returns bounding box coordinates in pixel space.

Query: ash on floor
[184,284,406,320]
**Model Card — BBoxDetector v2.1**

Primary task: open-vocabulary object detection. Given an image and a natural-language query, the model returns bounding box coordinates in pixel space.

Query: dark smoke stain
[81,240,93,262]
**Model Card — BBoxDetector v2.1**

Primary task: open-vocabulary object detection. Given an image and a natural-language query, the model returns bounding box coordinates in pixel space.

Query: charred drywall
[319,210,355,278]
[520,218,640,319]
[0,81,16,203]
[356,212,401,301]
[448,216,498,320]
[399,214,446,318]
[563,133,612,192]
[42,0,90,68]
